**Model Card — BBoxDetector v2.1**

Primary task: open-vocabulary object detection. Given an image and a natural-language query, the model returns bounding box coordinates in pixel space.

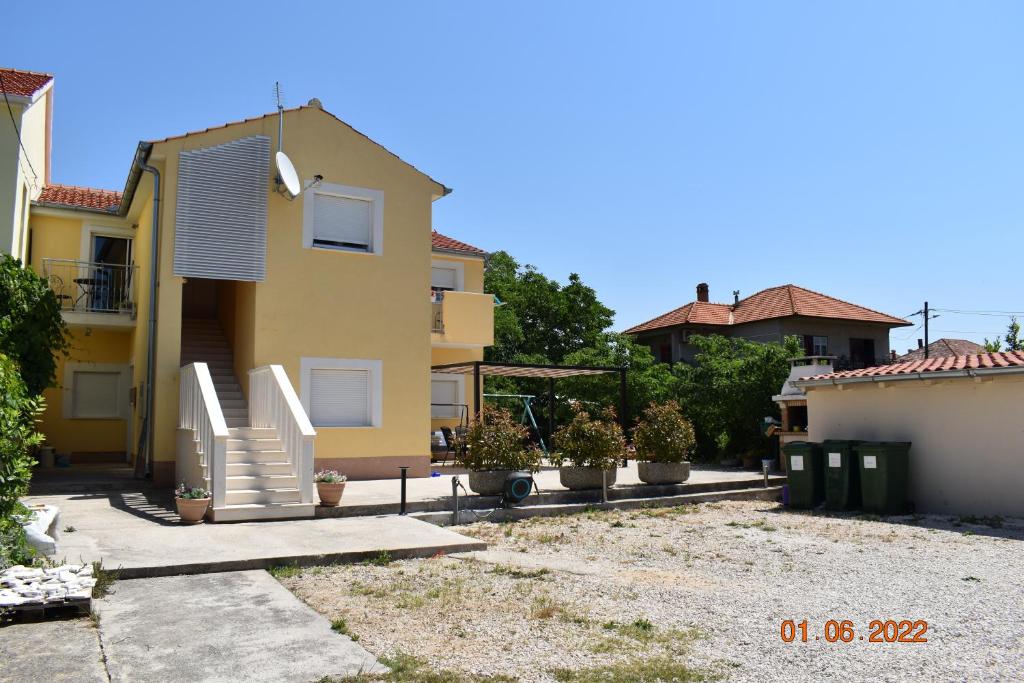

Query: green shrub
[551,404,625,470]
[632,401,696,464]
[0,254,70,395]
[458,406,543,472]
[0,353,43,570]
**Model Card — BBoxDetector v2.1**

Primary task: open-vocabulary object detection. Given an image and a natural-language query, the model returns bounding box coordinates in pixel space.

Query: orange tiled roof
[0,68,53,98]
[803,351,1024,382]
[432,230,485,256]
[624,284,910,334]
[36,185,122,212]
[897,338,984,362]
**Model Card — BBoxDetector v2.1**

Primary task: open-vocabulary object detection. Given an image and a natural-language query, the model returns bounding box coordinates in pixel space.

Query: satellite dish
[275,151,301,198]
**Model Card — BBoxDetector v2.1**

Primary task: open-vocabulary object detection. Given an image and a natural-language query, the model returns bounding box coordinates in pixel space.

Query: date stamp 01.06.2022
[781,620,929,644]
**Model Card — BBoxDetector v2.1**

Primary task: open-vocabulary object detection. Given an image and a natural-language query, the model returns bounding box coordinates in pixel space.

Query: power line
[931,308,1024,317]
[0,71,40,191]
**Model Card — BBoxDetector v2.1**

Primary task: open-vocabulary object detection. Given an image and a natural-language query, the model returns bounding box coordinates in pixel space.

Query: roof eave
[117,141,154,216]
[796,365,1024,388]
[432,247,486,259]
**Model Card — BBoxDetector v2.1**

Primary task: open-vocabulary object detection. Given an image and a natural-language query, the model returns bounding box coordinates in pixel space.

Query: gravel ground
[280,501,1024,682]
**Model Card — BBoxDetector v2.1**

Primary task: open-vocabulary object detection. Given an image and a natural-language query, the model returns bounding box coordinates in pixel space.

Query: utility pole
[924,301,929,359]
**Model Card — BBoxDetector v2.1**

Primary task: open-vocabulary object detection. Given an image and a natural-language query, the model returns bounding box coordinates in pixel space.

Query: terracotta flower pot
[176,497,210,524]
[317,482,346,507]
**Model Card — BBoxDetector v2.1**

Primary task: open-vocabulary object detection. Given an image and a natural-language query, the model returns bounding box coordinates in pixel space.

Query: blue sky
[6,1,1023,347]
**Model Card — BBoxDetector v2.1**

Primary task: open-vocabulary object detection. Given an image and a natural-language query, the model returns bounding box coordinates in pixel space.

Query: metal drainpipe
[139,162,160,477]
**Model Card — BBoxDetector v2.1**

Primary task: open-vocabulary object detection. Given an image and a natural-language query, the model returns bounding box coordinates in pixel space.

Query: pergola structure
[430,360,629,440]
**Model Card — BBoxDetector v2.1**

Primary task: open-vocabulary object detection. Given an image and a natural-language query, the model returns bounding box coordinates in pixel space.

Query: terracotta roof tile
[36,185,122,212]
[432,230,485,256]
[804,351,1024,381]
[897,338,984,362]
[0,68,53,98]
[624,284,910,334]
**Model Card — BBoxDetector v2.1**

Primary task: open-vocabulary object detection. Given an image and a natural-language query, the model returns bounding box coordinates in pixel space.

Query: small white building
[794,352,1024,517]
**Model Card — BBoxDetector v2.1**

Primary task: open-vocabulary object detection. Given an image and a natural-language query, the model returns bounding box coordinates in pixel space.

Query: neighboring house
[794,352,1024,517]
[625,282,911,369]
[896,338,983,362]
[1,68,494,520]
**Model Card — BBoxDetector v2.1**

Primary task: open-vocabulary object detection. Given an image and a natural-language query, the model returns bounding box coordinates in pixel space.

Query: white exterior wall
[805,375,1024,517]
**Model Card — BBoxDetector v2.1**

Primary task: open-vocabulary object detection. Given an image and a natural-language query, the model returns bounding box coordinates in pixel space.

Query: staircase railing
[178,363,229,509]
[249,365,316,504]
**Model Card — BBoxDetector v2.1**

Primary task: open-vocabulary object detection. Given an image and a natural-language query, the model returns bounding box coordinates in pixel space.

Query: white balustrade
[248,365,316,504]
[178,363,229,509]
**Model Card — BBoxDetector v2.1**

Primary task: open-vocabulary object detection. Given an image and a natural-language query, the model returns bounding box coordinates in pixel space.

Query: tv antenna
[272,81,321,200]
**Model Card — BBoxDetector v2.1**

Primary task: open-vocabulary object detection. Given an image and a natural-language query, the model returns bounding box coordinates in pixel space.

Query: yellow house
[1,68,493,520]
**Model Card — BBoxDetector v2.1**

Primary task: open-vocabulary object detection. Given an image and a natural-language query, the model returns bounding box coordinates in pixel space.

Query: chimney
[890,350,897,361]
[917,339,924,349]
[696,283,709,303]
[733,290,740,305]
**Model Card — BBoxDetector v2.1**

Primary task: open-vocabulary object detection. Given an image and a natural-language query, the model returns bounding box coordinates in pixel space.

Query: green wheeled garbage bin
[855,442,911,514]
[783,441,824,509]
[823,440,863,510]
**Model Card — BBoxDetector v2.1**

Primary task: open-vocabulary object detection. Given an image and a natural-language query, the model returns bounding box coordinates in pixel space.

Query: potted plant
[632,400,695,485]
[551,405,625,490]
[175,483,211,524]
[460,406,542,495]
[315,470,348,506]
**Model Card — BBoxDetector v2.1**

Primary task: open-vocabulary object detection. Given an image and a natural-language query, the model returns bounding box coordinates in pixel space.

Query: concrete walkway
[96,570,383,682]
[0,619,108,683]
[335,462,780,513]
[24,490,486,578]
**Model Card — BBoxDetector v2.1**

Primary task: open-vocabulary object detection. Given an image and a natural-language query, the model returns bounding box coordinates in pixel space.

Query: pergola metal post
[547,377,556,445]
[473,361,481,421]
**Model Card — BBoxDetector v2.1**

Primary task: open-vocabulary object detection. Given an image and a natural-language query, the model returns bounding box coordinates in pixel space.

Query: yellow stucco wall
[38,328,133,455]
[2,94,49,260]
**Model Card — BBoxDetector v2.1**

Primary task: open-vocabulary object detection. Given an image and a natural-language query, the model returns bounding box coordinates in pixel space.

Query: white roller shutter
[310,369,370,427]
[431,267,457,291]
[313,193,372,250]
[72,371,121,419]
[431,379,459,418]
[173,135,270,281]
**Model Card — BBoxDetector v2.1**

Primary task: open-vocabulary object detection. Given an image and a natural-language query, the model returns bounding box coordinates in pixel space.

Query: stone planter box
[559,466,617,490]
[637,461,690,485]
[467,470,515,496]
[176,497,210,524]
[317,482,346,507]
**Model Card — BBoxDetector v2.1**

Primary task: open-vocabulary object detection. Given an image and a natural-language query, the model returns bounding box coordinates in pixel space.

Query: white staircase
[179,320,315,522]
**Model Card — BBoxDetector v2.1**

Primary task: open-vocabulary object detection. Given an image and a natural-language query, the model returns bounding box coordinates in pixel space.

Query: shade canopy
[431,361,622,379]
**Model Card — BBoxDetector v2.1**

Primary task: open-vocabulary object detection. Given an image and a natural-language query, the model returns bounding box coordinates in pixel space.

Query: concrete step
[226,461,293,476]
[228,427,277,439]
[225,488,304,505]
[225,418,249,428]
[215,390,245,402]
[219,398,248,410]
[226,474,298,491]
[226,436,282,450]
[222,407,249,417]
[227,449,287,464]
[206,502,315,522]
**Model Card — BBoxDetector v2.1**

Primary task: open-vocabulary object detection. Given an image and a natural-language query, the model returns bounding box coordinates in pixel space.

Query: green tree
[484,251,613,364]
[0,255,71,395]
[0,354,44,569]
[673,334,801,462]
[984,316,1022,352]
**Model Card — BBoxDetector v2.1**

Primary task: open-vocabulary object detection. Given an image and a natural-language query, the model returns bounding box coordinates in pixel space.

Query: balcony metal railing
[41,259,137,315]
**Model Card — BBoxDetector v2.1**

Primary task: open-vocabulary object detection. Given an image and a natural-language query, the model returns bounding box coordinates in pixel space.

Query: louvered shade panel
[310,368,370,427]
[173,135,270,281]
[313,193,372,249]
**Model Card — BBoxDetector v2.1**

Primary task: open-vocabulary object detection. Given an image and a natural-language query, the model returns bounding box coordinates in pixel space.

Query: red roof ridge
[784,283,907,325]
[431,230,486,256]
[0,67,54,98]
[803,351,1024,382]
[36,184,123,212]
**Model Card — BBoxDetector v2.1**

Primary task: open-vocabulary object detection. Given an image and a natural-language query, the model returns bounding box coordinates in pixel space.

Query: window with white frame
[301,358,383,428]
[63,364,129,419]
[303,182,384,254]
[431,266,458,292]
[431,375,464,419]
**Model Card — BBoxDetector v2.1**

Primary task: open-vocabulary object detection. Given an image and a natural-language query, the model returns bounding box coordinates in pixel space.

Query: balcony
[431,290,494,347]
[42,259,137,329]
